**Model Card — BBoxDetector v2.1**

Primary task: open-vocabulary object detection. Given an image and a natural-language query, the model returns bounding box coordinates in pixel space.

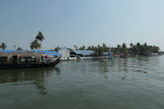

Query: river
[0,56,164,109]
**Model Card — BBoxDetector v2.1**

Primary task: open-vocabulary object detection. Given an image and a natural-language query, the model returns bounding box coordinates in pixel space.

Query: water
[0,56,164,109]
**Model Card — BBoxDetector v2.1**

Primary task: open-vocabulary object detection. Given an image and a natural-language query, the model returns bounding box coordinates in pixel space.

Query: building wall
[58,48,70,60]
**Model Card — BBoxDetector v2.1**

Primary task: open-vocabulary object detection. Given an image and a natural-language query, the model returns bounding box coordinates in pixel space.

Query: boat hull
[0,59,60,69]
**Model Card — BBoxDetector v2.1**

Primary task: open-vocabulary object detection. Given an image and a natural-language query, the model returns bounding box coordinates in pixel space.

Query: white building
[58,48,77,61]
[58,48,113,61]
[58,48,70,60]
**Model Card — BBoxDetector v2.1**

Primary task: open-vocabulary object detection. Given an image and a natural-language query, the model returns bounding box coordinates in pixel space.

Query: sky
[0,0,164,50]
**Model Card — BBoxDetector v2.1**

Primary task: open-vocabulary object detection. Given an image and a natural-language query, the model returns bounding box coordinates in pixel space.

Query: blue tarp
[33,51,62,57]
[0,50,62,57]
[0,50,23,52]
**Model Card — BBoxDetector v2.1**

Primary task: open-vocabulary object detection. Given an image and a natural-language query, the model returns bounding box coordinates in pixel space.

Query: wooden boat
[0,52,60,69]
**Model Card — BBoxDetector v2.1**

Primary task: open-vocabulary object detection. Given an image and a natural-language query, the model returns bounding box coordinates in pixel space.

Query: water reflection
[0,67,60,95]
[97,59,109,72]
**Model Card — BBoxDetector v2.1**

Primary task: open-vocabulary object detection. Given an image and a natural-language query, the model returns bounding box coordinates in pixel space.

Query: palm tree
[79,45,85,50]
[116,44,121,54]
[117,44,121,49]
[102,43,108,52]
[121,43,128,55]
[16,47,23,50]
[153,46,159,53]
[129,43,134,54]
[30,31,45,50]
[130,43,133,48]
[36,31,44,42]
[30,40,41,50]
[136,42,141,48]
[74,45,78,50]
[87,46,91,50]
[122,43,127,49]
[0,42,7,50]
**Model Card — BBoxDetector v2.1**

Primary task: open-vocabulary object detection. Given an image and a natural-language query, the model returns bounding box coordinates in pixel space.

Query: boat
[0,52,60,69]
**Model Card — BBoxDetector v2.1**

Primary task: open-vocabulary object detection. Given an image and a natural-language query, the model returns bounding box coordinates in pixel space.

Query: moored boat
[0,51,60,69]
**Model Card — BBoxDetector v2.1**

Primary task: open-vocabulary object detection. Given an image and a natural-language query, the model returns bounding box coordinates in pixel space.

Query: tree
[0,42,7,50]
[120,43,128,56]
[133,42,141,55]
[54,46,60,52]
[122,43,127,49]
[79,45,86,50]
[30,40,41,50]
[117,45,121,49]
[30,31,45,50]
[111,42,160,57]
[129,43,134,54]
[116,44,121,54]
[130,43,134,47]
[87,46,91,50]
[74,45,78,50]
[92,45,103,56]
[153,46,159,53]
[36,31,44,42]
[102,43,108,52]
[16,47,23,50]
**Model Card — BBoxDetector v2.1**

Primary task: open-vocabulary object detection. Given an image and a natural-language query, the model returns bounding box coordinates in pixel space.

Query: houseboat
[0,51,61,69]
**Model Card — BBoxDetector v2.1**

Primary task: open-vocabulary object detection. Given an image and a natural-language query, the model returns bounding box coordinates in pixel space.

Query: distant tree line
[54,43,110,56]
[111,42,159,56]
[53,42,159,57]
[85,43,109,56]
[0,42,24,50]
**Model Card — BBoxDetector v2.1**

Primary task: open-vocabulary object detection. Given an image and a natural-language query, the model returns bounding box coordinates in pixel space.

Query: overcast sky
[0,0,164,50]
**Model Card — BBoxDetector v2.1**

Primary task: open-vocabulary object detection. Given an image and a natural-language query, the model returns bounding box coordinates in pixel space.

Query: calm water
[0,56,164,109]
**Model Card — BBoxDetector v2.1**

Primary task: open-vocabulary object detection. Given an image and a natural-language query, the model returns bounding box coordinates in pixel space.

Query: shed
[73,50,94,57]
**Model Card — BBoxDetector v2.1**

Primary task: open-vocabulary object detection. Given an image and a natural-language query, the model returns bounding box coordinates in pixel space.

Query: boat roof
[33,51,62,57]
[0,50,62,57]
[0,52,44,57]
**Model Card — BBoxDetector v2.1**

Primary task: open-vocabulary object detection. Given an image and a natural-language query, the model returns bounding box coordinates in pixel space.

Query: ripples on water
[0,56,164,109]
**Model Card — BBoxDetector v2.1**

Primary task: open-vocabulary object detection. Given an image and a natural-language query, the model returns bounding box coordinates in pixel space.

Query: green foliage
[74,45,78,50]
[30,31,45,50]
[54,46,60,51]
[79,45,85,50]
[36,31,44,42]
[16,47,23,50]
[102,43,108,52]
[52,42,159,57]
[121,43,128,55]
[93,45,104,56]
[30,40,41,50]
[112,42,160,56]
[0,42,7,50]
[112,45,121,55]
[79,43,110,56]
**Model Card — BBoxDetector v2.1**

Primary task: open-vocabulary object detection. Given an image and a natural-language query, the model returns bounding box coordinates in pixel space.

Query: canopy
[0,50,62,57]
